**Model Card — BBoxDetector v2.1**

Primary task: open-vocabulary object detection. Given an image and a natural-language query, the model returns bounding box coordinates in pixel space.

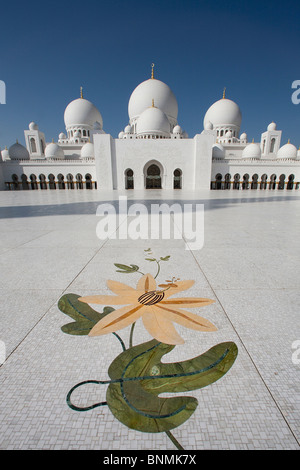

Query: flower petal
[89,303,144,336]
[136,273,156,293]
[78,294,134,306]
[153,304,217,332]
[163,280,195,299]
[106,280,137,296]
[160,297,215,308]
[142,307,185,345]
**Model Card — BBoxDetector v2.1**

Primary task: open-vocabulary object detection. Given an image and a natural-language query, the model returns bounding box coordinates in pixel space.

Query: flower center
[138,290,165,305]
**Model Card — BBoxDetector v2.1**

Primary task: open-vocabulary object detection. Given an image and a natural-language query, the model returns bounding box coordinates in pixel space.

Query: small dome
[29,122,39,130]
[118,131,125,139]
[124,125,132,134]
[9,141,30,160]
[173,125,182,134]
[204,98,242,130]
[277,141,297,159]
[45,142,64,160]
[136,106,170,137]
[1,147,10,161]
[64,98,103,130]
[80,142,94,159]
[240,132,247,140]
[267,122,277,131]
[242,142,261,159]
[59,132,66,140]
[225,130,233,138]
[212,143,225,159]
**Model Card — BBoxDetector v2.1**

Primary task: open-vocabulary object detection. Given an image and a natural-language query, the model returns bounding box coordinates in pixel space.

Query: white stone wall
[93,133,215,190]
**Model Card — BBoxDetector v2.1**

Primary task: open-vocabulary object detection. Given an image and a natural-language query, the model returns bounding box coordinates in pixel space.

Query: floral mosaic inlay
[58,250,238,449]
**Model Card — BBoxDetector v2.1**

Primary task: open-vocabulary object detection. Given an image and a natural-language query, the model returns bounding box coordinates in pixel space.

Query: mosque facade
[1,66,299,192]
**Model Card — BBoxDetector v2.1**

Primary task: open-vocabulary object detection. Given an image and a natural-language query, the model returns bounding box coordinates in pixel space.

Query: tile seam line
[183,238,299,447]
[0,229,55,255]
[0,218,120,367]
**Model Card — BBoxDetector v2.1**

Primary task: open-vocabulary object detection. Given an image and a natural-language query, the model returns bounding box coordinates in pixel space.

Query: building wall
[211,158,300,189]
[93,132,215,190]
[0,160,96,190]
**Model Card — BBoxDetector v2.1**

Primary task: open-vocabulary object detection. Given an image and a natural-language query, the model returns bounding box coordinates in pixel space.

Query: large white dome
[204,98,242,129]
[9,141,30,160]
[136,106,170,137]
[128,78,178,124]
[242,142,261,159]
[64,98,103,130]
[45,142,64,160]
[80,142,95,159]
[277,141,297,159]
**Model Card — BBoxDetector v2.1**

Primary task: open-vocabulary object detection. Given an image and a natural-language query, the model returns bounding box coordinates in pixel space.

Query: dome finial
[151,63,155,79]
[223,87,226,99]
[80,86,83,99]
[288,138,290,144]
[152,98,155,107]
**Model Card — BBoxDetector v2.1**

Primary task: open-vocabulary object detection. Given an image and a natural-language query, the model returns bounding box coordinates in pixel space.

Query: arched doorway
[145,163,162,189]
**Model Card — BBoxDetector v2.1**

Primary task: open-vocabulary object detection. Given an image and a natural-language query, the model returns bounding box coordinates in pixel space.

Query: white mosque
[1,65,299,192]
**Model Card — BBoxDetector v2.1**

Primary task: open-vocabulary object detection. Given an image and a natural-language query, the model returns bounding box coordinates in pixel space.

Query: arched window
[270,138,276,153]
[39,174,47,190]
[269,174,277,190]
[21,174,29,190]
[48,174,56,190]
[278,174,286,190]
[287,174,295,190]
[260,174,268,190]
[233,174,240,190]
[30,174,38,190]
[11,174,19,190]
[85,173,92,189]
[173,168,182,189]
[251,174,259,189]
[224,173,231,189]
[57,174,65,189]
[76,173,83,189]
[125,169,134,189]
[242,174,250,190]
[215,173,222,190]
[66,173,74,189]
[30,138,37,153]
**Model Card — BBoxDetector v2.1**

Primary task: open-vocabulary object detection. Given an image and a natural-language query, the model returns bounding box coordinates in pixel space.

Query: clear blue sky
[0,0,299,148]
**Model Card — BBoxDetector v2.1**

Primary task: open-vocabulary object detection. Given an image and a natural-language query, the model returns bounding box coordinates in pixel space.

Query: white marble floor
[0,188,299,450]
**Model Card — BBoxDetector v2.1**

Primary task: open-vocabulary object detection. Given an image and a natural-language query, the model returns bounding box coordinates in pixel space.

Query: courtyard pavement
[0,188,299,451]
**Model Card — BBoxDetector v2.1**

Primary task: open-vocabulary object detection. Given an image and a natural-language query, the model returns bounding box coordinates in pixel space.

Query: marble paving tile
[0,189,299,450]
